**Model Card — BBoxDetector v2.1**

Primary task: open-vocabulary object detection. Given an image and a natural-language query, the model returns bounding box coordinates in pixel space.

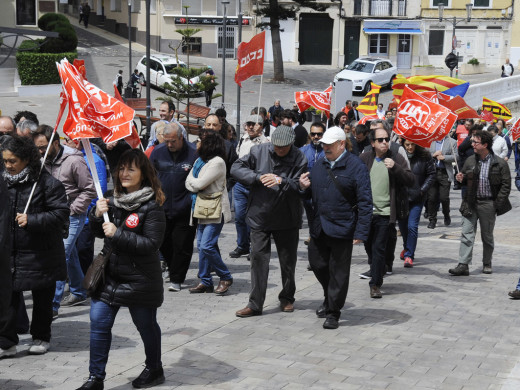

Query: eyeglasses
[392,109,397,112]
[310,132,323,137]
[245,122,255,127]
[375,137,390,143]
[471,140,481,145]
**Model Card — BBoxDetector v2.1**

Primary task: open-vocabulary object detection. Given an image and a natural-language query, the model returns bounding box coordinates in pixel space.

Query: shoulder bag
[193,192,223,219]
[82,248,113,297]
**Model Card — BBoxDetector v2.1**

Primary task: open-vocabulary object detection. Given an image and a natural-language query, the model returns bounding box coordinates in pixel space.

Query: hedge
[16,51,77,85]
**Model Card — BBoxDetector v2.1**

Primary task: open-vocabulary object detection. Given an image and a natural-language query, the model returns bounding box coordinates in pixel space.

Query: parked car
[333,57,397,94]
[135,55,200,91]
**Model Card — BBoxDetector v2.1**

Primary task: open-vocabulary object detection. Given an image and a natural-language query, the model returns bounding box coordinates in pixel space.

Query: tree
[255,0,327,81]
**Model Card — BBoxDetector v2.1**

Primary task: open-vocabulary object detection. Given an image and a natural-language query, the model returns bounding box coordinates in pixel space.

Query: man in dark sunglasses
[359,124,414,299]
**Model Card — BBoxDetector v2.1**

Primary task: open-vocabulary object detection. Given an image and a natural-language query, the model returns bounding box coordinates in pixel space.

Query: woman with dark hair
[77,149,166,390]
[495,119,513,161]
[0,136,68,358]
[398,139,436,268]
[186,132,233,295]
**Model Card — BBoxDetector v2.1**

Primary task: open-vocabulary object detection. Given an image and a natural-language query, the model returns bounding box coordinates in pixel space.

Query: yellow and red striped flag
[392,74,468,103]
[482,97,512,121]
[357,83,381,116]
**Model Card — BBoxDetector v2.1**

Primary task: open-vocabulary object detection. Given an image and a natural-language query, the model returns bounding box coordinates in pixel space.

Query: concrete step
[0,68,17,97]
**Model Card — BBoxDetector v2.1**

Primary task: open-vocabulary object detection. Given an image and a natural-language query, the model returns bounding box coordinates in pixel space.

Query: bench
[126,99,157,112]
[178,102,211,124]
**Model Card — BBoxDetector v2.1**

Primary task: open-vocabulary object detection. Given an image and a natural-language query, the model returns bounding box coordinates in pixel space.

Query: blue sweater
[300,142,325,170]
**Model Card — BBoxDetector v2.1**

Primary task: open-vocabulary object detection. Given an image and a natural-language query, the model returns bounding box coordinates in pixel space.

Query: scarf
[2,167,31,186]
[190,157,206,210]
[113,186,155,211]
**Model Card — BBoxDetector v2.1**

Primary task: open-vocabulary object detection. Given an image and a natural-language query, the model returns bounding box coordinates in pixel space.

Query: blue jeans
[398,201,424,260]
[89,299,162,379]
[53,214,87,310]
[197,222,232,286]
[233,182,250,251]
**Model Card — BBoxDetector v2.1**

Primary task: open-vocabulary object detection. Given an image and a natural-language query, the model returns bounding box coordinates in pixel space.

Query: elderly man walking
[231,125,307,317]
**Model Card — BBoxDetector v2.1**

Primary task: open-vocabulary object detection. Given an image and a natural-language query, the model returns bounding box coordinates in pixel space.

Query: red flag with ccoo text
[235,31,265,87]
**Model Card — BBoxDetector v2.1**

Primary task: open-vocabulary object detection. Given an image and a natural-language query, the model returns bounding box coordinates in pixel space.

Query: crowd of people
[0,97,518,386]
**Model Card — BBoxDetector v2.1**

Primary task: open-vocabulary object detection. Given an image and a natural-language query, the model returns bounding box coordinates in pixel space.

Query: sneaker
[404,257,413,268]
[28,339,50,355]
[168,283,181,292]
[449,263,469,276]
[359,270,371,279]
[482,265,492,274]
[427,219,437,229]
[229,247,249,258]
[508,290,520,299]
[76,375,104,390]
[444,215,451,226]
[0,346,16,359]
[61,294,87,307]
[52,310,59,321]
[132,366,165,388]
[386,264,393,275]
[400,250,405,260]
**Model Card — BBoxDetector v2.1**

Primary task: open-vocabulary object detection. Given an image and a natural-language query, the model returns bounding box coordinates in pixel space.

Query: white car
[135,55,200,90]
[333,57,397,95]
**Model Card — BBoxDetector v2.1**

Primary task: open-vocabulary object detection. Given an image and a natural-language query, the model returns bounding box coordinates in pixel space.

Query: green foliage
[37,13,78,53]
[16,51,77,85]
[468,58,480,65]
[18,39,42,52]
[161,66,217,101]
[255,0,328,29]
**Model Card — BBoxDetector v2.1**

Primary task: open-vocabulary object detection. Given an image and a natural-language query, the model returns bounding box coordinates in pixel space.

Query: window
[150,0,157,14]
[16,0,36,25]
[369,34,388,56]
[428,30,444,55]
[131,0,141,13]
[432,0,451,6]
[110,0,122,12]
[182,0,202,15]
[217,0,237,16]
[473,0,490,7]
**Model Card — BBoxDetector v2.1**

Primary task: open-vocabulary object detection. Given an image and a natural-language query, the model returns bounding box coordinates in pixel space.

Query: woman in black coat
[397,139,436,268]
[0,136,68,358]
[77,149,166,390]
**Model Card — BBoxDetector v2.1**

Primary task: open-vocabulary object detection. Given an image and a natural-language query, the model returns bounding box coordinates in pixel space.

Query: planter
[460,63,485,75]
[304,110,314,121]
[412,66,436,76]
[311,113,322,123]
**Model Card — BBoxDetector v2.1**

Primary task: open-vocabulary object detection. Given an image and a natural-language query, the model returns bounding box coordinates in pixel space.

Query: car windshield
[346,61,374,73]
[165,63,187,74]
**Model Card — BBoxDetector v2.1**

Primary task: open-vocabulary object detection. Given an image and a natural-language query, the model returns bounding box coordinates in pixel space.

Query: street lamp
[128,0,132,82]
[236,0,243,136]
[438,3,473,77]
[221,0,230,106]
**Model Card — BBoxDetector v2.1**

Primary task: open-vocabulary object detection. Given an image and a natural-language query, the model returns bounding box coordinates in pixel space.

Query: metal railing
[465,74,520,108]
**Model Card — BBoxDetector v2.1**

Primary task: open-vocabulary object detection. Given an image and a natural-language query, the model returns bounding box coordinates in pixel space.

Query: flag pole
[256,74,263,125]
[81,139,110,223]
[450,138,460,174]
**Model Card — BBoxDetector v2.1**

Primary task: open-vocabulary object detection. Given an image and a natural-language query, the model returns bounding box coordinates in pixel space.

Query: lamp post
[221,0,230,106]
[236,0,243,136]
[128,0,132,81]
[438,3,473,77]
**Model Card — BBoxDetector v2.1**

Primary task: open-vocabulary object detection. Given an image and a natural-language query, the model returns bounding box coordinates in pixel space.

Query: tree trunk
[269,0,284,81]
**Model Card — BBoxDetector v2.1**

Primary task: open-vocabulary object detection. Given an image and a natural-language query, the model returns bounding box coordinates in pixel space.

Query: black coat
[0,176,12,320]
[6,170,68,292]
[407,152,436,203]
[293,124,309,148]
[89,195,166,308]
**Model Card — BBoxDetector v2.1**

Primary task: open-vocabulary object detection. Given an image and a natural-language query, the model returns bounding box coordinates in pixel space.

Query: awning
[364,28,422,35]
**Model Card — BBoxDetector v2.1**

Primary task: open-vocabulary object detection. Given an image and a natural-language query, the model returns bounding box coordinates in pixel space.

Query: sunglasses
[375,137,390,143]
[310,132,323,137]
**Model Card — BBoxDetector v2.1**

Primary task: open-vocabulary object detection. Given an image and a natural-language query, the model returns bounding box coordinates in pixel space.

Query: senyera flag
[509,117,520,142]
[482,97,512,120]
[357,83,381,116]
[393,86,457,148]
[295,86,332,119]
[392,74,468,104]
[235,31,265,87]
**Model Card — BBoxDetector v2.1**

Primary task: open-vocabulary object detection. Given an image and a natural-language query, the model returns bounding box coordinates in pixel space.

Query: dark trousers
[248,228,299,312]
[364,215,390,288]
[0,285,55,349]
[77,223,95,275]
[308,233,353,320]
[385,223,397,270]
[160,214,197,284]
[428,169,451,220]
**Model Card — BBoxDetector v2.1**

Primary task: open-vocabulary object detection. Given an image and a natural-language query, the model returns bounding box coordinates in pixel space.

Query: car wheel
[363,82,372,95]
[389,75,396,89]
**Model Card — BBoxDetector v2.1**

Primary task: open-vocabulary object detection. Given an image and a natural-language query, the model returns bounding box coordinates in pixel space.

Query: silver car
[333,57,397,94]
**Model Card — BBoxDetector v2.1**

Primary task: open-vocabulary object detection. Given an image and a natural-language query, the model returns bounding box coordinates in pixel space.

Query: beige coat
[185,156,231,225]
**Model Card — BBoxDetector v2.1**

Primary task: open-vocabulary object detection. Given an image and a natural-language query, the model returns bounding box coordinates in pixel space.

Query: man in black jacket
[281,109,308,148]
[150,123,198,292]
[231,125,308,317]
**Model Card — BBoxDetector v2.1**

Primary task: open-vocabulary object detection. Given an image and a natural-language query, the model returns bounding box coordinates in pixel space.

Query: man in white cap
[299,126,372,329]
[231,125,308,318]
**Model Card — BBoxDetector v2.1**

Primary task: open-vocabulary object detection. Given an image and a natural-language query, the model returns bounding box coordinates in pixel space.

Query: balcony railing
[370,0,392,17]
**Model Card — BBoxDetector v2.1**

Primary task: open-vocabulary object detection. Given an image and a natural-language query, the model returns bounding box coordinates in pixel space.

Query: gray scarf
[113,186,155,211]
[2,167,31,186]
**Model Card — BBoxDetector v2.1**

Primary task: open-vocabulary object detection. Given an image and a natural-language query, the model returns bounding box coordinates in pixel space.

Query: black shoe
[76,375,104,390]
[444,215,451,226]
[427,219,437,229]
[424,211,429,219]
[359,270,371,279]
[449,263,469,276]
[323,316,339,329]
[509,290,520,299]
[316,304,327,318]
[132,366,165,388]
[370,285,382,298]
[229,247,249,258]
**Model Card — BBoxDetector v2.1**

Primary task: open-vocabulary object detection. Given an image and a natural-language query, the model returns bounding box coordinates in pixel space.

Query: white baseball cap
[320,126,346,144]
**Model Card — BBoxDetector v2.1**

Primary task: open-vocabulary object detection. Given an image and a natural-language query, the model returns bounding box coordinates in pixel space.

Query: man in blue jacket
[300,127,372,329]
[150,123,198,292]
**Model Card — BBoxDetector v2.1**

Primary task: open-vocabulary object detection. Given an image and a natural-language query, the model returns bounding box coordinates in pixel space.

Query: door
[344,22,361,66]
[397,34,411,69]
[218,26,236,59]
[484,31,501,67]
[298,13,333,65]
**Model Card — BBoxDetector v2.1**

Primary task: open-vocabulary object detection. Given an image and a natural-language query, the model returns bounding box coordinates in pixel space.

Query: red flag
[235,31,265,87]
[358,115,380,125]
[480,110,496,123]
[438,94,479,120]
[73,59,87,80]
[295,86,332,118]
[509,118,520,142]
[393,86,457,148]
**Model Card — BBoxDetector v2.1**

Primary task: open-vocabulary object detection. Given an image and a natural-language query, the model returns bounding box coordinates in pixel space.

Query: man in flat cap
[231,125,308,317]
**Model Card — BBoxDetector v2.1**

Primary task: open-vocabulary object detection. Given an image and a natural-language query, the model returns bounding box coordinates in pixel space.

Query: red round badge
[126,213,139,228]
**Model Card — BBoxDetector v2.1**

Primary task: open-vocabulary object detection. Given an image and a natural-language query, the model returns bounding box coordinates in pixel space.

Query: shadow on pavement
[342,308,412,327]
[0,379,44,390]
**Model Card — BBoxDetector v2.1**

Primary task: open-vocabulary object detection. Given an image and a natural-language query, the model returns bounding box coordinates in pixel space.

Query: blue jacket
[300,142,324,170]
[309,152,372,240]
[149,141,198,218]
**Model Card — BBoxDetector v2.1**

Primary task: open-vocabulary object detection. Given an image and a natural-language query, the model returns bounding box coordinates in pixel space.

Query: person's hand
[95,198,109,217]
[432,151,442,158]
[260,174,282,188]
[15,213,28,228]
[456,172,464,183]
[102,222,117,238]
[437,154,445,161]
[353,239,363,245]
[299,172,311,190]
[505,157,509,161]
[383,158,395,169]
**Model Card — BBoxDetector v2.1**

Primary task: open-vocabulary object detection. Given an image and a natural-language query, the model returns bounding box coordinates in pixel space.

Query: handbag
[82,248,112,297]
[193,191,222,219]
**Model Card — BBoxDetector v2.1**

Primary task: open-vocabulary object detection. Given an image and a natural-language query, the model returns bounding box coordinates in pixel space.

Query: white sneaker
[168,283,181,292]
[0,345,16,358]
[28,340,50,355]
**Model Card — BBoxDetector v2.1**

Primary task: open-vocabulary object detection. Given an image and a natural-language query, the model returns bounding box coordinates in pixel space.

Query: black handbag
[82,248,112,297]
